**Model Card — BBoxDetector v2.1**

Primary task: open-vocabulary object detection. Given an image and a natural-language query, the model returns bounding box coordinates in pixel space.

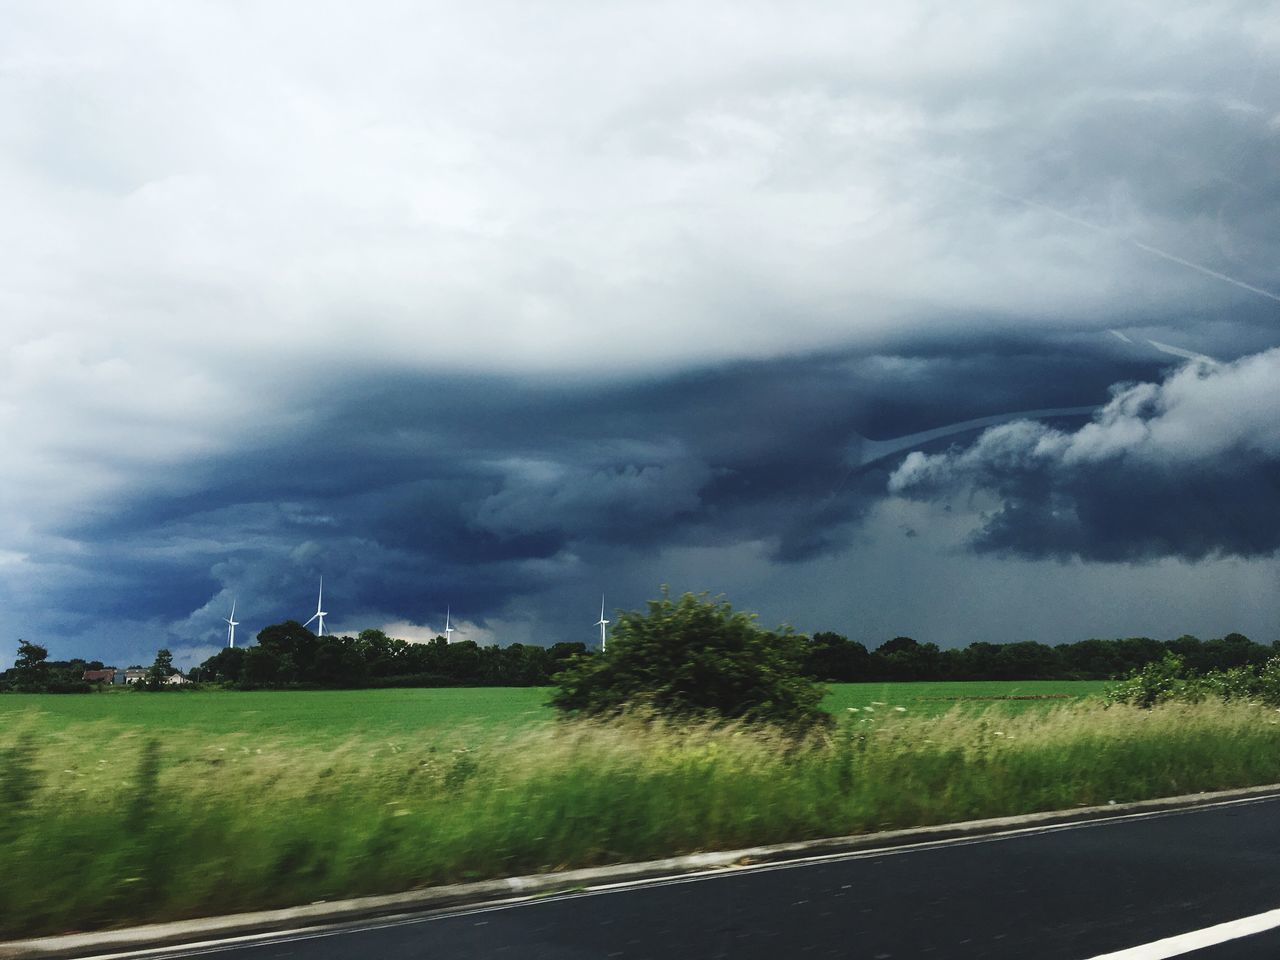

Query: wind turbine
[595,594,609,652]
[224,599,239,649]
[304,577,327,637]
[444,606,455,643]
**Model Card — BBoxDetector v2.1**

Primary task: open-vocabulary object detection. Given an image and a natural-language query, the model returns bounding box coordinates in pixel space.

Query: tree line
[5,623,1277,693]
[193,624,1280,689]
[192,621,590,688]
[803,631,1278,682]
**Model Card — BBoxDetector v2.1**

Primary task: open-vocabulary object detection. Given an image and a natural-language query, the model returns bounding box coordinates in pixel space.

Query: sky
[2,1,1279,671]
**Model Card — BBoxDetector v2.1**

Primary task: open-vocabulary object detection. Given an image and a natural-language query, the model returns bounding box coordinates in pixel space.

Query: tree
[551,589,829,730]
[804,632,870,682]
[142,649,174,690]
[12,640,49,691]
[196,647,246,684]
[871,636,942,681]
[240,646,293,688]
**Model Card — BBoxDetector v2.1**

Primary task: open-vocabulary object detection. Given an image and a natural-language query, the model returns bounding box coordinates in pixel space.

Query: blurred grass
[2,696,1278,939]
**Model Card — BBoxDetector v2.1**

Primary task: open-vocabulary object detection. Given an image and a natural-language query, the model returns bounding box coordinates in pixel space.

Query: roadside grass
[2,697,1278,940]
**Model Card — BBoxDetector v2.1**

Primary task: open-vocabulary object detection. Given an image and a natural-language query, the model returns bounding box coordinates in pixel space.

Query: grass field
[9,678,1234,941]
[0,680,1109,740]
[0,686,552,740]
[823,680,1109,717]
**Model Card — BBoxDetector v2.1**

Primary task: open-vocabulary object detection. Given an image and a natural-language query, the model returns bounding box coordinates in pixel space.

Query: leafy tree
[142,649,174,690]
[12,640,49,690]
[551,589,828,730]
[871,636,943,681]
[196,647,246,684]
[313,639,367,687]
[804,632,870,682]
[240,646,293,688]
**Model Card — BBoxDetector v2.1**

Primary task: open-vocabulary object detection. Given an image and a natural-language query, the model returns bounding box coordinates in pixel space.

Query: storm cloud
[889,348,1280,561]
[2,1,1280,664]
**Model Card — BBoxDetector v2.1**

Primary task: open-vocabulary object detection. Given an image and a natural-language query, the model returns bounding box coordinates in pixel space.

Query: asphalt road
[125,795,1280,960]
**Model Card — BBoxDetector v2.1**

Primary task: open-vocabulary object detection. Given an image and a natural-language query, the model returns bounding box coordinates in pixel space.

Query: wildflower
[894,707,907,713]
[863,706,874,713]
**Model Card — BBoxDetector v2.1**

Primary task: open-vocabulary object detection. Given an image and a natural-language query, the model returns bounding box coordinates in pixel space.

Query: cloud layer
[890,349,1280,560]
[3,2,1280,663]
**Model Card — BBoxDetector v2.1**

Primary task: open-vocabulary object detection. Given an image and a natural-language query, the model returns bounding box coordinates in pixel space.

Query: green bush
[1107,654,1280,708]
[551,589,828,730]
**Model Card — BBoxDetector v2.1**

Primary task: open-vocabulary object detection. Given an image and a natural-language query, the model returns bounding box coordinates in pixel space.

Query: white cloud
[890,348,1280,495]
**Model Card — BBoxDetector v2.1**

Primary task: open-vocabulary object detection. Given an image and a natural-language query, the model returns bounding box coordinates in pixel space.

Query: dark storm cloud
[5,2,1280,664]
[889,348,1280,561]
[25,337,1167,649]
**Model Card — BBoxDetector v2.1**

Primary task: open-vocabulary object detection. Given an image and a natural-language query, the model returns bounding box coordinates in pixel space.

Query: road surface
[92,794,1280,960]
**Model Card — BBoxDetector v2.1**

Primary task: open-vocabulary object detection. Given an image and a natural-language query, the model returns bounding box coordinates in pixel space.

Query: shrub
[1107,654,1280,708]
[550,589,828,730]
[1104,653,1201,708]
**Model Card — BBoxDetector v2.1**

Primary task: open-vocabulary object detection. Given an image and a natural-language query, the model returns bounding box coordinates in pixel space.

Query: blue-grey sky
[3,1,1279,670]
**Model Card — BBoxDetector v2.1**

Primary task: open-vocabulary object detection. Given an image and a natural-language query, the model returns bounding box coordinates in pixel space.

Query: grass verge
[2,699,1278,939]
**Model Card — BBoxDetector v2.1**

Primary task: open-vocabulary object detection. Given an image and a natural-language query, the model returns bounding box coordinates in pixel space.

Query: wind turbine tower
[596,594,610,652]
[444,607,455,643]
[224,599,240,649]
[305,577,328,637]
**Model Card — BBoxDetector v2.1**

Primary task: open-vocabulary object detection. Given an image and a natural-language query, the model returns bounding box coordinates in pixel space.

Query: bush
[1105,653,1200,708]
[550,589,828,730]
[1107,654,1280,708]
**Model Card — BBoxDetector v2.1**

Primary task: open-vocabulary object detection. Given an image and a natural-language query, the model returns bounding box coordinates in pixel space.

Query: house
[82,669,115,683]
[115,668,148,685]
[164,672,192,685]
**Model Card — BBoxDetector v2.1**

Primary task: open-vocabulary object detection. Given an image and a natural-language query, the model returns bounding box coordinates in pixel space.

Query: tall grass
[3,700,1280,939]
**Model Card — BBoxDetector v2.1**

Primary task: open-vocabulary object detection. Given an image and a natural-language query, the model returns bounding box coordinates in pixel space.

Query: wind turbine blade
[304,613,318,627]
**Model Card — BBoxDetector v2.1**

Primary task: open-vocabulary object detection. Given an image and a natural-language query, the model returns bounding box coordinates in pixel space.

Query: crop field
[0,682,1273,941]
[0,680,1108,741]
[0,686,552,741]
[823,680,1109,717]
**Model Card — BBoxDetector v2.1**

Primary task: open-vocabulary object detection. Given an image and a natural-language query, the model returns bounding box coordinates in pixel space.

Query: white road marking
[1085,906,1280,959]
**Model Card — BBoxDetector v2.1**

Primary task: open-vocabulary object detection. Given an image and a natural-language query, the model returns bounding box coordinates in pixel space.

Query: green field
[10,678,1240,942]
[0,680,1108,740]
[0,686,552,740]
[823,680,1108,717]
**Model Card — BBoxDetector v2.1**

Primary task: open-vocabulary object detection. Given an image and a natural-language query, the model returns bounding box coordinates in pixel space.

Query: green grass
[0,680,1106,742]
[0,687,553,740]
[822,680,1108,717]
[1,688,1277,941]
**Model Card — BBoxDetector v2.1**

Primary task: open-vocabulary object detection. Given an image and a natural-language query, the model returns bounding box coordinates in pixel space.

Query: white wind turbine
[444,606,455,643]
[304,577,328,637]
[224,599,240,649]
[595,594,610,652]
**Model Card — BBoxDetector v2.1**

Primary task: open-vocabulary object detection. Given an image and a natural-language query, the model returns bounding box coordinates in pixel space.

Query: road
[95,795,1280,960]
